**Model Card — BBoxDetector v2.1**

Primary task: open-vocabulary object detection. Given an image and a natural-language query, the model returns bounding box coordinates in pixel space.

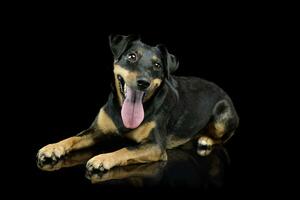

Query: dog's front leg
[86,143,167,172]
[37,128,98,162]
[37,107,117,162]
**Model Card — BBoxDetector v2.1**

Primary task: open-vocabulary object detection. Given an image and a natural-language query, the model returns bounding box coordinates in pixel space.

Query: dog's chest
[124,121,156,143]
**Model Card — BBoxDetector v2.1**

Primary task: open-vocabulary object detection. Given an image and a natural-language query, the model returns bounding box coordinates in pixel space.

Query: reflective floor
[37,140,230,190]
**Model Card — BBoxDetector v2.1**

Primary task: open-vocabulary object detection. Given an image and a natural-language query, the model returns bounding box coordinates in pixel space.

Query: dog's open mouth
[117,75,145,129]
[117,75,126,99]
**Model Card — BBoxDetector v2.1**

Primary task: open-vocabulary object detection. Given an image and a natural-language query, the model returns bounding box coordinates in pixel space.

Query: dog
[37,34,239,172]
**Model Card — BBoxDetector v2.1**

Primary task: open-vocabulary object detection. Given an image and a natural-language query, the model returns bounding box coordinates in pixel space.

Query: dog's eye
[127,53,137,62]
[154,63,161,70]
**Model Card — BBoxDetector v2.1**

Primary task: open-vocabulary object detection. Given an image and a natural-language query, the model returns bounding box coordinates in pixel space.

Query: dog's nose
[137,78,150,90]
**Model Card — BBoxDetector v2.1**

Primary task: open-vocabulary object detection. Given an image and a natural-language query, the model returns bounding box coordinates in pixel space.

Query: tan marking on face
[126,121,156,143]
[166,135,191,149]
[144,78,162,102]
[114,64,139,105]
[114,65,161,103]
[152,55,158,61]
[97,108,118,134]
[114,64,138,84]
[152,78,162,86]
[114,74,123,106]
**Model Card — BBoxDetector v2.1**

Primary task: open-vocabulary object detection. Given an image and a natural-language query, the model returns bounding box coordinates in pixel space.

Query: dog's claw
[86,163,94,171]
[51,155,57,162]
[39,154,45,161]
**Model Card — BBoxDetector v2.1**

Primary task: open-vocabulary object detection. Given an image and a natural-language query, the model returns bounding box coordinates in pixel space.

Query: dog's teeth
[124,84,127,96]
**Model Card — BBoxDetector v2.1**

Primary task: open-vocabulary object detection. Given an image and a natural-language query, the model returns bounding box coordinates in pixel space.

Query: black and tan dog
[37,34,239,172]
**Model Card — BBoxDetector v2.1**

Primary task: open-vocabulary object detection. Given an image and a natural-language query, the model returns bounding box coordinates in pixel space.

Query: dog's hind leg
[197,99,239,156]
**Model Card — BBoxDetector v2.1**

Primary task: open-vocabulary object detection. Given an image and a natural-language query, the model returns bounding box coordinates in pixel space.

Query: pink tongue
[121,86,145,129]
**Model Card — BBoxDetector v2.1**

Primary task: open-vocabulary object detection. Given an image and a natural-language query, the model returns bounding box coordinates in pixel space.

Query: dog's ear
[157,44,179,78]
[109,34,140,61]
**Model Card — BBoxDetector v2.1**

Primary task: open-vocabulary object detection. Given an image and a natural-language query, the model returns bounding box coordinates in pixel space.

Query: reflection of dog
[87,147,229,188]
[37,34,239,172]
[37,144,229,188]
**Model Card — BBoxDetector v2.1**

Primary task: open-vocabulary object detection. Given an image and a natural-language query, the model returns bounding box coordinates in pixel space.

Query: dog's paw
[86,154,116,172]
[197,136,214,156]
[37,143,66,165]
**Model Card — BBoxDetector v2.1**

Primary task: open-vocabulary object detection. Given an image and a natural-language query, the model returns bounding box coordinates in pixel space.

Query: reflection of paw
[197,136,214,156]
[86,154,116,172]
[86,161,167,184]
[37,144,66,165]
[86,169,139,184]
[37,159,65,171]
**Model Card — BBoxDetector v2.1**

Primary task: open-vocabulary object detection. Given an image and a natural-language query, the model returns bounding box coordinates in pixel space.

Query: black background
[5,4,280,198]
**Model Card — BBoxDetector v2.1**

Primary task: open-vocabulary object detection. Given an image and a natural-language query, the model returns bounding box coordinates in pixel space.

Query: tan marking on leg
[125,121,156,143]
[37,135,95,159]
[144,78,162,102]
[87,144,167,170]
[208,122,226,139]
[214,122,226,138]
[97,108,118,134]
[114,144,167,165]
[53,135,95,151]
[198,136,214,146]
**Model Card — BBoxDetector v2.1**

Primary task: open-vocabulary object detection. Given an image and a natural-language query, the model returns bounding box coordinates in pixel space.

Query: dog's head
[109,34,178,129]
